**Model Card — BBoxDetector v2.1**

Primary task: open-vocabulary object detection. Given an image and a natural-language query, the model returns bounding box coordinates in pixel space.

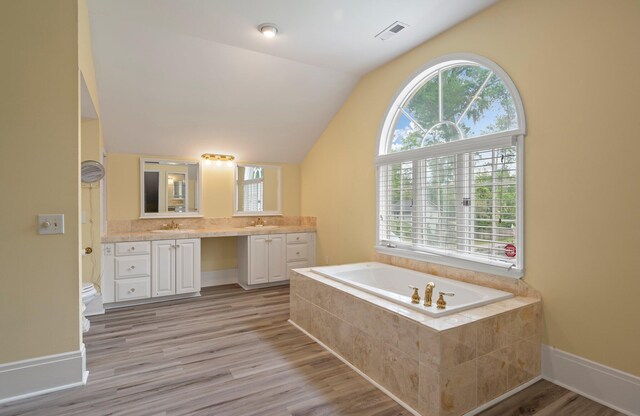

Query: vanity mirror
[140,158,202,218]
[234,164,282,216]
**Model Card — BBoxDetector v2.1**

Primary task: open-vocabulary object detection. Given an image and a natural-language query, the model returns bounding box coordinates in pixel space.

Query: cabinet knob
[129,288,136,293]
[296,237,300,240]
[129,265,135,270]
[176,244,180,248]
[131,246,135,251]
[296,252,300,255]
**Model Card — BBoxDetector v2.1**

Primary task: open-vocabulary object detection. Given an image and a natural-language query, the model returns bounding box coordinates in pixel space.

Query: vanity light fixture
[258,23,278,38]
[202,153,235,167]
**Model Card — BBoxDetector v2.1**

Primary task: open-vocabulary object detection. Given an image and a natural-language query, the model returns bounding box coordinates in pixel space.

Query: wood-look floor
[0,285,623,416]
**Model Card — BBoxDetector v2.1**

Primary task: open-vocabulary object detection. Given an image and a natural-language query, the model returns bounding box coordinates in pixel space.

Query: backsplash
[373,252,539,298]
[107,216,316,234]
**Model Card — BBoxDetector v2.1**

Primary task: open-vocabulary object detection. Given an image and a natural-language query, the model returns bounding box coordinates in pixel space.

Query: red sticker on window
[505,244,517,258]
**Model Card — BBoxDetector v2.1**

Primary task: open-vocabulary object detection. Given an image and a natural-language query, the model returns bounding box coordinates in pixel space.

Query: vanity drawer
[286,233,308,244]
[115,241,151,256]
[286,260,310,280]
[115,277,151,302]
[115,256,150,279]
[286,244,308,261]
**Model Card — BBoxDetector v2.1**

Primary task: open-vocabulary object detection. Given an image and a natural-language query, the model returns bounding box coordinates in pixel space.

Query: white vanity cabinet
[152,239,201,297]
[285,233,316,274]
[245,234,286,285]
[102,238,201,307]
[103,241,152,303]
[238,232,315,289]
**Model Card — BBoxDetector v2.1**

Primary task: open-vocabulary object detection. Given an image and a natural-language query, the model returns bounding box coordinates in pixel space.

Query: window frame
[376,54,526,278]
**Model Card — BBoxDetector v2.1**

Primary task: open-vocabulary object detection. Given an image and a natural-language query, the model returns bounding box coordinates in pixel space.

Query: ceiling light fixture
[258,23,278,39]
[202,153,235,167]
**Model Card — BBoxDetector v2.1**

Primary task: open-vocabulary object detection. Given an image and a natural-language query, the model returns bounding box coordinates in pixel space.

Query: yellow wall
[106,153,301,271]
[0,0,81,362]
[78,0,100,116]
[301,0,640,376]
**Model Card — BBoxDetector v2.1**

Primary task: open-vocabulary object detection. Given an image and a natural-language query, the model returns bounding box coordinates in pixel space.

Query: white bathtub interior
[311,262,513,317]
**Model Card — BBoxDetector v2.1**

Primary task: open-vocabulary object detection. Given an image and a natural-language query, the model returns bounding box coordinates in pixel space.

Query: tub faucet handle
[424,282,436,307]
[436,291,455,309]
[408,285,420,304]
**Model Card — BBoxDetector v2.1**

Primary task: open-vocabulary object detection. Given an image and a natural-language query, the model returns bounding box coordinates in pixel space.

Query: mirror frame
[234,164,282,217]
[139,157,203,219]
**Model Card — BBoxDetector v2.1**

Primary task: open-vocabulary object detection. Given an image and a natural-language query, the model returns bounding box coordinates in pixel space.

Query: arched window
[377,55,525,277]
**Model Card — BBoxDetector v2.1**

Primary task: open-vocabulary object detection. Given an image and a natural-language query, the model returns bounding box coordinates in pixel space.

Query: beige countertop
[101,225,316,243]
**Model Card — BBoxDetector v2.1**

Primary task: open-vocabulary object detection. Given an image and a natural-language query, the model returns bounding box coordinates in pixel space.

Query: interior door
[152,240,175,297]
[175,238,201,294]
[267,234,286,282]
[249,236,269,284]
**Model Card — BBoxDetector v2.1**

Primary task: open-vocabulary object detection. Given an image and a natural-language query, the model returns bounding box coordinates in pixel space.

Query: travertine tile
[476,311,515,356]
[477,347,509,404]
[372,252,541,299]
[419,326,441,367]
[439,360,477,416]
[439,322,477,369]
[351,328,384,384]
[418,362,440,416]
[382,344,419,409]
[107,220,131,234]
[513,303,542,342]
[507,339,541,390]
[290,272,542,416]
[378,309,420,357]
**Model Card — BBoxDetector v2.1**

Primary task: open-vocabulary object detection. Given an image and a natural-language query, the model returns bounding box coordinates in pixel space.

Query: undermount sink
[151,229,197,233]
[244,225,279,229]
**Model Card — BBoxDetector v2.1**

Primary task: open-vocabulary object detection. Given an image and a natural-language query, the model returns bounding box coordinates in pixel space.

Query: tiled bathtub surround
[290,270,541,416]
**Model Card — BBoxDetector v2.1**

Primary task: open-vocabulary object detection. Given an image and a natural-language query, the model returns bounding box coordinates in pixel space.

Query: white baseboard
[0,344,88,405]
[542,345,640,416]
[201,268,238,287]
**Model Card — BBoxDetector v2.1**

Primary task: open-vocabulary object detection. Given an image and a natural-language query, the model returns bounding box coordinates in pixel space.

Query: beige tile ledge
[293,268,539,333]
[374,252,540,298]
[102,225,316,243]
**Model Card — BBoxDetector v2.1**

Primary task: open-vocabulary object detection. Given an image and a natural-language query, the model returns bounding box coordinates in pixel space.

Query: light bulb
[205,159,212,166]
[226,160,233,167]
[216,160,222,166]
[258,24,278,39]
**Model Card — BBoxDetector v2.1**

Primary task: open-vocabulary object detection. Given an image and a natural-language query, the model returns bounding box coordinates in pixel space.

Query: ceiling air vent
[375,21,409,41]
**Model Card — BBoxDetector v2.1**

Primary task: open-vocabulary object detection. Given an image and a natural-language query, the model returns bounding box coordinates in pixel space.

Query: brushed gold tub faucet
[423,282,436,307]
[436,291,455,309]
[408,285,420,304]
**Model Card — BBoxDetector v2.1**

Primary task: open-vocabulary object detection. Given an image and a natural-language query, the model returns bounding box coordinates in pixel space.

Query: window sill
[375,245,524,279]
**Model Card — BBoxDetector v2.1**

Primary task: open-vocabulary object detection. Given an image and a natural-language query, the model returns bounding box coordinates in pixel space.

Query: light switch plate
[38,214,64,235]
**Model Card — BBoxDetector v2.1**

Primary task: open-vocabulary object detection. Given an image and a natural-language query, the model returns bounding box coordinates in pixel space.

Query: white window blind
[376,57,525,277]
[243,181,263,212]
[378,143,519,269]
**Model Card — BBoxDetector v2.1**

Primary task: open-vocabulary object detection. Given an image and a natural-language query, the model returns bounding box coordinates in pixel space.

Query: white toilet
[81,283,98,333]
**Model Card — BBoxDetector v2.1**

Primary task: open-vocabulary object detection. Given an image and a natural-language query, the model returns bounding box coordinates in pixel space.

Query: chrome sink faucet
[256,217,265,226]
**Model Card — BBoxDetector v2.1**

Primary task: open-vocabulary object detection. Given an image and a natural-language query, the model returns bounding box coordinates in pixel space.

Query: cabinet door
[152,240,175,297]
[176,239,201,294]
[249,236,269,285]
[267,234,286,282]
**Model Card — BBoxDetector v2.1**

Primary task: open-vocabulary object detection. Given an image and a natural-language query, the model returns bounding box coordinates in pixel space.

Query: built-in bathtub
[290,262,542,416]
[311,262,513,317]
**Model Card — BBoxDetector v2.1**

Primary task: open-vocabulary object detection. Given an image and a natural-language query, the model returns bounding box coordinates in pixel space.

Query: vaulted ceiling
[88,0,498,163]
